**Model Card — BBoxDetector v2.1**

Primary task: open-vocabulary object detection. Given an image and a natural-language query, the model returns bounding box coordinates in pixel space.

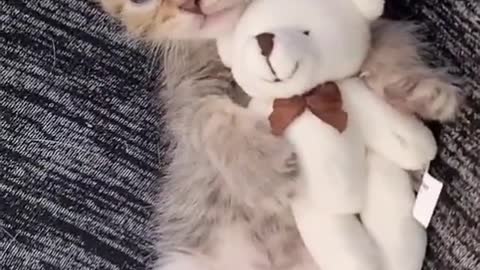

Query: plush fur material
[217,0,436,270]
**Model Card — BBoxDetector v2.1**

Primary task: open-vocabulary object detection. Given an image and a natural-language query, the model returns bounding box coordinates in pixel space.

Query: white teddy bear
[216,0,436,270]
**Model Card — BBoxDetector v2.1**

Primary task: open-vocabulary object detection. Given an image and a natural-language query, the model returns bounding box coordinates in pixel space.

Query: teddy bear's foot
[292,201,382,270]
[361,153,427,270]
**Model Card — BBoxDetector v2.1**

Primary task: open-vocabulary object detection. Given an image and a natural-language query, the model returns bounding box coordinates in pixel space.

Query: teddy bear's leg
[292,196,381,270]
[339,78,437,171]
[360,152,427,270]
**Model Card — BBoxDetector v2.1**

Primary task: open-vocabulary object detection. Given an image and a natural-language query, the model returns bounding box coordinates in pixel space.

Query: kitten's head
[100,0,248,41]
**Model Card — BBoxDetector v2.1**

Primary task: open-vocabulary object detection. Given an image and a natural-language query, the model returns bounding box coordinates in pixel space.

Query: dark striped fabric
[402,1,480,269]
[0,0,478,269]
[0,0,165,269]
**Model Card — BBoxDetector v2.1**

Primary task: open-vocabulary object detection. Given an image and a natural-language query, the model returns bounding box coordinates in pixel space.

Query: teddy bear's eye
[303,31,310,36]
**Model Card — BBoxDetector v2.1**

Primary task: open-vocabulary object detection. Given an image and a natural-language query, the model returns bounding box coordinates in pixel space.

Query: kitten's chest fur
[198,176,311,270]
[159,100,312,270]
[164,145,310,269]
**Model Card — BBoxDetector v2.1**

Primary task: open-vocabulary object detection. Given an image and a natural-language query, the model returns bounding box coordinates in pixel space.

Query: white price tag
[413,169,443,228]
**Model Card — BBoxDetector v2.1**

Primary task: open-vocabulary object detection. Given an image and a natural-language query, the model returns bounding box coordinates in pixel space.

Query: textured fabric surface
[403,1,480,269]
[0,0,165,269]
[0,0,478,270]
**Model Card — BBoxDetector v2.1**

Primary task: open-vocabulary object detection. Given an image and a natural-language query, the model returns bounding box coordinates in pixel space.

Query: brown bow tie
[268,82,348,136]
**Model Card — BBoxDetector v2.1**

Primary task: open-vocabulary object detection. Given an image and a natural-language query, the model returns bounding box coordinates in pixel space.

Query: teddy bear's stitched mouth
[263,61,300,83]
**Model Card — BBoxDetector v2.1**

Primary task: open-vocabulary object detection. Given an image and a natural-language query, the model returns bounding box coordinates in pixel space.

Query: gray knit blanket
[0,0,478,269]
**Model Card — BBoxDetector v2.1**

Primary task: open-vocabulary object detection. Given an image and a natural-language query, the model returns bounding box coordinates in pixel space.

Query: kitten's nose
[179,0,203,15]
[256,33,275,57]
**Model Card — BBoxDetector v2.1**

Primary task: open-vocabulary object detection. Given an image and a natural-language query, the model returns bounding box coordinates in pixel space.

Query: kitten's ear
[217,34,234,68]
[350,0,385,20]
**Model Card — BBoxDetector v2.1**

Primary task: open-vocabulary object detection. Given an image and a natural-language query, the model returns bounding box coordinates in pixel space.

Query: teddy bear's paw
[382,123,437,170]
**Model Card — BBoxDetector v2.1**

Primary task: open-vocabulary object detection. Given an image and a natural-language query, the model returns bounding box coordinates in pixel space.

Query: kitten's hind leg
[362,19,462,122]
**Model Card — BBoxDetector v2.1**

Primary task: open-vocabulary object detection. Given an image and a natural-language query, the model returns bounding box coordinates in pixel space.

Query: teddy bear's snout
[256,33,275,57]
[252,32,301,83]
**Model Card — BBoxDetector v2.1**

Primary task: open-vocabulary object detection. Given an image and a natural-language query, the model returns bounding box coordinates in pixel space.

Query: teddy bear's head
[217,0,384,99]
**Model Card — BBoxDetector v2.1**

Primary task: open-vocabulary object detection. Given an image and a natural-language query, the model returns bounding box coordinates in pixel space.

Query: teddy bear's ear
[217,34,234,68]
[350,0,385,21]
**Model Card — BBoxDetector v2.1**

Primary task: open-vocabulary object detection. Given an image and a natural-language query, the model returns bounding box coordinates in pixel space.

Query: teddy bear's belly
[285,110,367,213]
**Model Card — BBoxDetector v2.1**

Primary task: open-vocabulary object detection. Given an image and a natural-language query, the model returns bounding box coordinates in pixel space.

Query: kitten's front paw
[200,0,244,13]
[254,123,299,180]
[362,71,462,122]
[273,145,299,178]
[253,123,300,200]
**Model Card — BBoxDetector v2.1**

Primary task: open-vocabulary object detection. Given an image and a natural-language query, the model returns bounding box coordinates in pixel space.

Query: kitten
[99,0,461,269]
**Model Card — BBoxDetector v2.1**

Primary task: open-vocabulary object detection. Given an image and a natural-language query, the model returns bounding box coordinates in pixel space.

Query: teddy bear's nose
[256,33,275,57]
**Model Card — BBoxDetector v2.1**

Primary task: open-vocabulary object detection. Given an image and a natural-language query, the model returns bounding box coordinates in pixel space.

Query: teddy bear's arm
[286,111,367,213]
[338,78,437,171]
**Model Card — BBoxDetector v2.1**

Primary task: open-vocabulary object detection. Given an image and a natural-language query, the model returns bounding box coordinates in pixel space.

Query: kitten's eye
[131,0,151,4]
[303,31,310,36]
